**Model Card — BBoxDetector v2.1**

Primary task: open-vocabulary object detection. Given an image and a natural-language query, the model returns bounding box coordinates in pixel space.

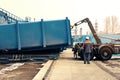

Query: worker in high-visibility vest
[82,36,93,64]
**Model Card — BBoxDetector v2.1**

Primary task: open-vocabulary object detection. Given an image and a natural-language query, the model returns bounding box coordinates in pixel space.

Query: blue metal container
[0,17,72,52]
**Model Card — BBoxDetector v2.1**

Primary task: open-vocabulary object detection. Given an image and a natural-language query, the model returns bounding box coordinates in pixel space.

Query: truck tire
[99,47,112,60]
[78,49,84,60]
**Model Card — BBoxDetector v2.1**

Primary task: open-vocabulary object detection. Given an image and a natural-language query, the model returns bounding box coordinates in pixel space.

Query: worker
[82,36,93,64]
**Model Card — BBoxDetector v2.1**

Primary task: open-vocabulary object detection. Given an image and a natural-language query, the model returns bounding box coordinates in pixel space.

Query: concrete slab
[32,60,53,80]
[46,48,117,80]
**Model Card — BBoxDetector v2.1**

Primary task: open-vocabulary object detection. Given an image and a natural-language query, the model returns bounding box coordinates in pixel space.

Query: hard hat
[86,36,89,39]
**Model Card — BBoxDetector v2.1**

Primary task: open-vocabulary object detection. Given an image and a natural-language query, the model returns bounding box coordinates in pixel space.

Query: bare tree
[111,16,118,34]
[105,16,119,34]
[105,16,111,34]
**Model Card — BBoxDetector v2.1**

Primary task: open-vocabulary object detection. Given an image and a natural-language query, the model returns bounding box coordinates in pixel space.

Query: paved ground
[46,48,120,80]
[0,49,119,80]
[94,58,120,79]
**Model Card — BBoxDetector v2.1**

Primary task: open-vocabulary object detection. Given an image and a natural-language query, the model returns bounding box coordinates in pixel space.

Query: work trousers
[84,52,90,64]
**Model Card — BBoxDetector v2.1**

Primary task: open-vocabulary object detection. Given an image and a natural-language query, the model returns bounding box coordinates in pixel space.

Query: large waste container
[0,17,72,60]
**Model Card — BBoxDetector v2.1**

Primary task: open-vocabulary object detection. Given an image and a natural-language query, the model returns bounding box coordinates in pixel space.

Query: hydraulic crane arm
[72,18,102,45]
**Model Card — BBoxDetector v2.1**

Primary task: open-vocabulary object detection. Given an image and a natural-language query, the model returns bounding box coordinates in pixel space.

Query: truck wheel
[99,47,112,60]
[78,49,84,60]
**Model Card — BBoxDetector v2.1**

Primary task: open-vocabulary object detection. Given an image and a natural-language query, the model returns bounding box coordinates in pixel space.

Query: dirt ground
[0,62,43,80]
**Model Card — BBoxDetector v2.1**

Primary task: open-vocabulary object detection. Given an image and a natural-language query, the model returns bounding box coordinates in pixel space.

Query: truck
[72,18,120,60]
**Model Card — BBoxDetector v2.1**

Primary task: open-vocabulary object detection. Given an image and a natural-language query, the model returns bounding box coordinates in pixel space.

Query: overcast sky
[0,0,120,33]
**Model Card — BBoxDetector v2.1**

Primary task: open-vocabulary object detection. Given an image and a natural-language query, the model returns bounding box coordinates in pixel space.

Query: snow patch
[0,63,24,74]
